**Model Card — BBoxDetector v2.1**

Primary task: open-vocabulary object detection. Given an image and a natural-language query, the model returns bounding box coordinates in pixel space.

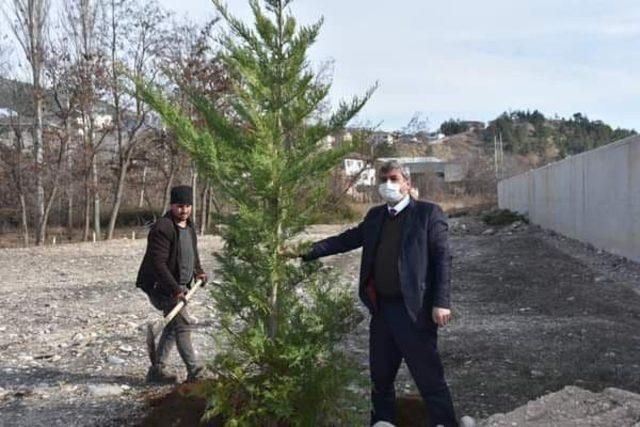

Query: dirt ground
[1,215,639,426]
[443,219,640,420]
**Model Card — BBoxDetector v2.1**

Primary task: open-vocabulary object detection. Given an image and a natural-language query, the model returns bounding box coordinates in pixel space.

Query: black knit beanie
[170,185,193,205]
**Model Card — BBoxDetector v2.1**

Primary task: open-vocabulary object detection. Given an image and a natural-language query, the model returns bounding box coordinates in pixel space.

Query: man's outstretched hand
[432,307,452,327]
[278,246,312,261]
[299,252,313,262]
[195,273,208,285]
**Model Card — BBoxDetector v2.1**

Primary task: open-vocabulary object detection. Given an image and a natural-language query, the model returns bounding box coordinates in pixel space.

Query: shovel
[146,278,209,365]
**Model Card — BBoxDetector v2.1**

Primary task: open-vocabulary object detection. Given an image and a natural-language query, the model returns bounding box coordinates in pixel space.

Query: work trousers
[370,298,457,427]
[148,292,198,375]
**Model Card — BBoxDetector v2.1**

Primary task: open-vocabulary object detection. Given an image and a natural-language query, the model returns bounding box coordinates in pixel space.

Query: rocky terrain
[481,386,640,426]
[1,216,639,426]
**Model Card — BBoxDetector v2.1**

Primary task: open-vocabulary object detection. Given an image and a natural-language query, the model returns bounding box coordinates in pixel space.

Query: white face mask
[378,182,404,203]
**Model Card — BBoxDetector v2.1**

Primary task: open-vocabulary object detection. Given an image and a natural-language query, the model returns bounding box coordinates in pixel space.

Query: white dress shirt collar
[388,194,410,215]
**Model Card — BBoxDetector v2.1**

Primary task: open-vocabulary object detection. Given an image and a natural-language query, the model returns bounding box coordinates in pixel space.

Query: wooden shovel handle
[162,279,203,326]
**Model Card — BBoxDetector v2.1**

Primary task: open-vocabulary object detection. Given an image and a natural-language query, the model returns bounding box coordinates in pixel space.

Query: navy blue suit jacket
[305,198,452,321]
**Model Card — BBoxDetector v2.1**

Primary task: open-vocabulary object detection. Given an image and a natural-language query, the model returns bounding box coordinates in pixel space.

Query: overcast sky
[134,1,640,131]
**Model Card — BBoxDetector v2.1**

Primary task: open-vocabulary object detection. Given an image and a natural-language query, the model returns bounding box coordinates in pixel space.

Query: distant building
[459,120,485,131]
[443,163,466,182]
[343,157,376,186]
[377,156,445,171]
[317,130,356,150]
[370,131,394,146]
[376,156,464,185]
[396,133,420,144]
[372,156,466,199]
[75,113,113,135]
[320,134,336,151]
[424,131,445,144]
[0,108,17,118]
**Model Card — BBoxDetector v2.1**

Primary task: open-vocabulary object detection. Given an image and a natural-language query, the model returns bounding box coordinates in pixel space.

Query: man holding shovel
[136,185,208,384]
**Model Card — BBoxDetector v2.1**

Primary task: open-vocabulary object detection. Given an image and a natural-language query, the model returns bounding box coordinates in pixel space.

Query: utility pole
[494,134,498,178]
[499,132,504,180]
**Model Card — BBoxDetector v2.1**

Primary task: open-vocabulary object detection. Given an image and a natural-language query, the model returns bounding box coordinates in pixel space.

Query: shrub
[482,209,527,226]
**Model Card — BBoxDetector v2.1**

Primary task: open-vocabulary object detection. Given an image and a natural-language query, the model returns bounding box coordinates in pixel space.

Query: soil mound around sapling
[139,380,223,427]
[139,382,430,427]
[395,394,431,426]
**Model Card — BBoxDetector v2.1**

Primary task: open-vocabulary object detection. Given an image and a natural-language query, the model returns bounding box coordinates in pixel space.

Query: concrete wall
[498,135,640,263]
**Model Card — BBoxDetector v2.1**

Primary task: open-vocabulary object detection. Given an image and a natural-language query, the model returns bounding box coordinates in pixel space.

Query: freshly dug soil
[140,381,222,427]
[139,382,429,427]
[443,220,640,419]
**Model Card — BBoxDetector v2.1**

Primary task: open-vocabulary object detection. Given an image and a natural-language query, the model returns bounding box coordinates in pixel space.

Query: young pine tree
[139,0,375,424]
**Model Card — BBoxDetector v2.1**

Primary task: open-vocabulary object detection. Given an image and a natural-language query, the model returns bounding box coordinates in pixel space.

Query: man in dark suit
[136,185,208,384]
[301,161,458,426]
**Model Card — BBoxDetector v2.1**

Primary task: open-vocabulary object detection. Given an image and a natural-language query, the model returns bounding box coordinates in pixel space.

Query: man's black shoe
[185,365,207,383]
[146,366,178,385]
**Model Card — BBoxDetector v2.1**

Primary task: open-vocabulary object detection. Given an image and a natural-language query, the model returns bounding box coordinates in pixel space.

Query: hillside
[481,111,637,166]
[390,130,531,181]
[388,111,637,180]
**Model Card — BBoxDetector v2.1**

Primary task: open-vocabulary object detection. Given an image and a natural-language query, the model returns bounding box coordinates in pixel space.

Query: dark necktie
[389,208,397,218]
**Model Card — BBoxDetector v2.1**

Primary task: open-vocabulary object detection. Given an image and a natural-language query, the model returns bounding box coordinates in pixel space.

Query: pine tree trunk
[268,221,282,340]
[268,189,284,340]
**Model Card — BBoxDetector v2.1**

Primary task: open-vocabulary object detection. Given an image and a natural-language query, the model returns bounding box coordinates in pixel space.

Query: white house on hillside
[343,158,376,186]
[75,113,113,135]
[320,134,336,150]
[371,131,394,146]
[426,132,445,144]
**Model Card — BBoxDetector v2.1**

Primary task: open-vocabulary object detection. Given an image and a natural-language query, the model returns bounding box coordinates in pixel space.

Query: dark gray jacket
[136,212,204,296]
[304,198,452,321]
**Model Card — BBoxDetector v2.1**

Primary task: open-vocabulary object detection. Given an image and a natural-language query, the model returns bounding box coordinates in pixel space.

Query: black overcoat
[136,212,204,296]
[305,198,452,321]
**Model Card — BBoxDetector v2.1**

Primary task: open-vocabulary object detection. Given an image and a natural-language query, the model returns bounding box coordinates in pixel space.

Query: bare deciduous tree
[156,16,229,233]
[104,0,168,239]
[4,0,51,244]
[0,110,30,246]
[0,3,229,244]
[61,0,109,240]
[143,128,187,212]
[42,27,78,242]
